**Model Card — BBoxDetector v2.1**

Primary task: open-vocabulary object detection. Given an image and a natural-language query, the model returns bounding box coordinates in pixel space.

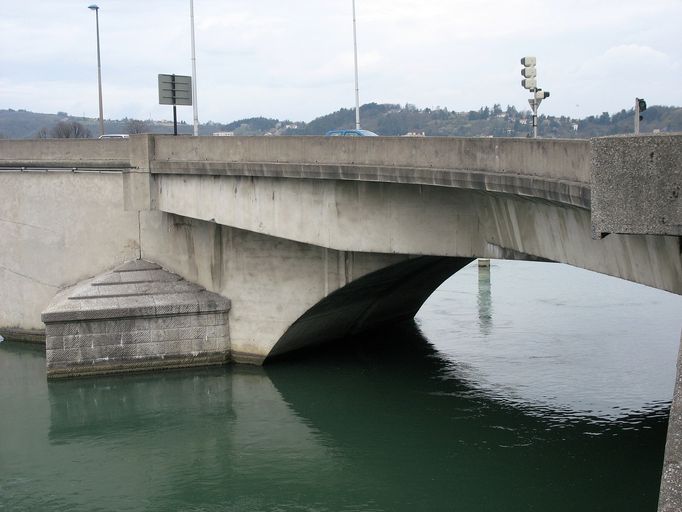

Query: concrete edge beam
[151,161,591,209]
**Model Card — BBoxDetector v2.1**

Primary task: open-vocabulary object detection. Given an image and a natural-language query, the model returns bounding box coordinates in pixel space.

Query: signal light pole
[635,98,647,135]
[520,56,549,138]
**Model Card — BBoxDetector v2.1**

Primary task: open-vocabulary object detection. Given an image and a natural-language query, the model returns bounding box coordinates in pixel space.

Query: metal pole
[190,0,199,136]
[531,98,538,138]
[352,0,361,130]
[92,7,104,137]
[634,98,640,135]
[172,75,178,136]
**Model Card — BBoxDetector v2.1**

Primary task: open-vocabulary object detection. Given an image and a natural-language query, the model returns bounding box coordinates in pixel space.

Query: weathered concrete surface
[0,172,140,337]
[659,333,682,512]
[150,135,591,181]
[155,175,682,294]
[592,134,682,237]
[42,259,230,378]
[139,211,411,362]
[147,135,591,208]
[124,134,156,212]
[0,138,130,169]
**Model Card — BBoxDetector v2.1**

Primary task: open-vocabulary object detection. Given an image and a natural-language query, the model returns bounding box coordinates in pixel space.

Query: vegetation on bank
[1,103,680,140]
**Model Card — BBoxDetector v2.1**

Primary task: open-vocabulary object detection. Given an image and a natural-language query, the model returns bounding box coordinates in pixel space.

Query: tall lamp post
[352,0,361,130]
[190,0,199,136]
[88,5,104,137]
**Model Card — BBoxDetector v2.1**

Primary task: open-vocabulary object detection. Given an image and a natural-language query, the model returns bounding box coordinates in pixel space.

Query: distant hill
[1,103,680,140]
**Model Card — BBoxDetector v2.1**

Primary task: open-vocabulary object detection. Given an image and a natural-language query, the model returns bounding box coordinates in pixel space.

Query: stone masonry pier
[42,259,230,378]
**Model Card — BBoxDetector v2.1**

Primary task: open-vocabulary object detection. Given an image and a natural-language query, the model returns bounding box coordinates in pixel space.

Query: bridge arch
[267,256,474,359]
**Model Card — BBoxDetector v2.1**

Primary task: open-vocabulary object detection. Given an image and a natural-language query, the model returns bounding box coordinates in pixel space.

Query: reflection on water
[0,260,680,511]
[477,262,492,335]
[422,260,682,421]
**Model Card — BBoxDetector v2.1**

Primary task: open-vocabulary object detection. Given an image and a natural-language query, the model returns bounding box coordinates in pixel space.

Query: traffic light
[535,89,550,100]
[521,56,537,90]
[636,98,647,121]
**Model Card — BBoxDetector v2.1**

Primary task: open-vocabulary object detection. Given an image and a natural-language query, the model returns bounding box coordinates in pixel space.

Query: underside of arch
[266,256,474,360]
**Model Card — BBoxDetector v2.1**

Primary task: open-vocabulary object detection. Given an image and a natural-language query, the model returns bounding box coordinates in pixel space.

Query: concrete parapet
[41,259,230,378]
[150,135,591,183]
[0,138,130,170]
[592,134,682,237]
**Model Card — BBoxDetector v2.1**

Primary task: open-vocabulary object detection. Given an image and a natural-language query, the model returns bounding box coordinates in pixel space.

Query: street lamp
[352,0,361,130]
[88,4,104,137]
[190,0,199,136]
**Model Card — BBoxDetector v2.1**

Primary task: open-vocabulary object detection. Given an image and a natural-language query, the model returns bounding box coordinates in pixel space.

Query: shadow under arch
[266,256,474,360]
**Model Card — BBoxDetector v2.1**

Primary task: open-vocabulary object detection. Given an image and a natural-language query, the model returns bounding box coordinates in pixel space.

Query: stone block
[135,342,167,358]
[164,339,196,356]
[120,330,152,344]
[45,335,64,351]
[91,332,124,347]
[46,348,82,364]
[63,335,86,349]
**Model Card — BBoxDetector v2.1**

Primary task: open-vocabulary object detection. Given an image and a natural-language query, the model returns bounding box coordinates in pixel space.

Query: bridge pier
[42,259,230,378]
[138,211,468,362]
[659,332,682,511]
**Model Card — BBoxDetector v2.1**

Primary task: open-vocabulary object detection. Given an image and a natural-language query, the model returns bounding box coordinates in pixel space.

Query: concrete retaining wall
[0,172,140,338]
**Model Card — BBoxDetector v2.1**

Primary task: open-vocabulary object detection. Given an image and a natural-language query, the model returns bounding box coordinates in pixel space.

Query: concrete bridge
[1,133,681,510]
[1,134,680,368]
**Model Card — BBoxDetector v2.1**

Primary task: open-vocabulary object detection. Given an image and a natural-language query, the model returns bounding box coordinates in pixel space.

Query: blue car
[325,129,378,137]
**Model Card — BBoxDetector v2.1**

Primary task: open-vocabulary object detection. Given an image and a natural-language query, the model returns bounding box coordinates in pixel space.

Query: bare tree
[36,127,49,139]
[49,121,92,138]
[125,119,149,134]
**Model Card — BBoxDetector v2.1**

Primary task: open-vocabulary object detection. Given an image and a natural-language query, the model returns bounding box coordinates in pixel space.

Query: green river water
[1,260,681,511]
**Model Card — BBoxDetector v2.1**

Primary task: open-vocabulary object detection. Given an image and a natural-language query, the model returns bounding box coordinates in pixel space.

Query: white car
[98,134,129,139]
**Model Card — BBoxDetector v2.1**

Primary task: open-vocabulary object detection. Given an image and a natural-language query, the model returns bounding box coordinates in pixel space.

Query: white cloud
[1,0,681,122]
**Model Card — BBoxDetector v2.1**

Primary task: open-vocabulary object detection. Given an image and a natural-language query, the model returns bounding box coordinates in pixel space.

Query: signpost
[158,74,192,135]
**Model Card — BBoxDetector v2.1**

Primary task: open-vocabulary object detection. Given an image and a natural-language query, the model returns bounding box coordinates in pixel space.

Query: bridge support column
[659,332,682,511]
[42,259,230,378]
[138,211,472,362]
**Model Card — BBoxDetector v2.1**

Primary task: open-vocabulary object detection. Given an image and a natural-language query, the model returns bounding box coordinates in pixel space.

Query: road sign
[158,74,192,106]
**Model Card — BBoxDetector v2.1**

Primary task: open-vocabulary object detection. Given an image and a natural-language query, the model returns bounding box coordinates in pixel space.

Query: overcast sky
[1,0,681,124]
